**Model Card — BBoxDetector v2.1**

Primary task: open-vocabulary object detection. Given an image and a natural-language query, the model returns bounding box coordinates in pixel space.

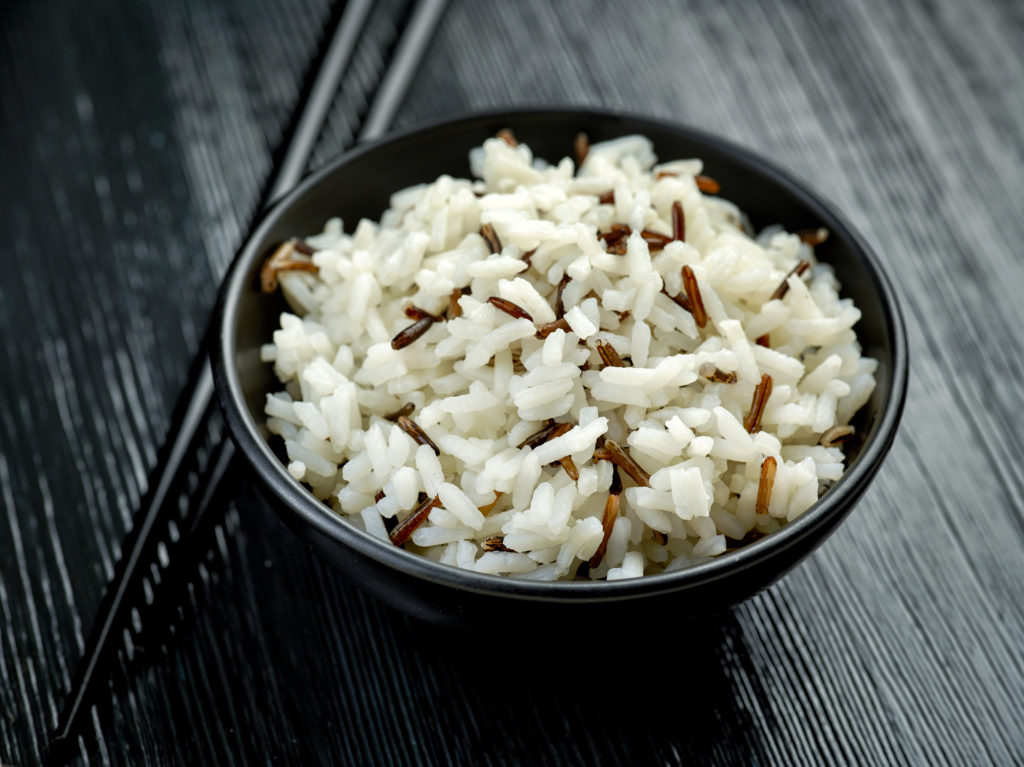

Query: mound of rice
[259,132,876,581]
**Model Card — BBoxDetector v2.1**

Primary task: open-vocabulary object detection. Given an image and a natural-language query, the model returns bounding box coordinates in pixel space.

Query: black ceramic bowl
[213,108,907,630]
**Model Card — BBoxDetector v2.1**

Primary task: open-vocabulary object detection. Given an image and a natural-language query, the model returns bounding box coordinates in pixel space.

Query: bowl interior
[218,108,905,597]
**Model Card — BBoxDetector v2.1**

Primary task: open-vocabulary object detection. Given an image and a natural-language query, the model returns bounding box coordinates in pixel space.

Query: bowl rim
[213,106,908,601]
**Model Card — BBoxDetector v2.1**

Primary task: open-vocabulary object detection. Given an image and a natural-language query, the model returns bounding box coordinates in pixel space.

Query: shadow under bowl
[212,108,908,630]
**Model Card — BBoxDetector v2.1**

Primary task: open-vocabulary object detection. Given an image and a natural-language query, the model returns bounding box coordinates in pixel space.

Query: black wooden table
[3,0,1023,764]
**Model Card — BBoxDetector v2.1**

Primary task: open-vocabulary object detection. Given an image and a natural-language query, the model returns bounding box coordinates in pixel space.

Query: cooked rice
[260,133,876,581]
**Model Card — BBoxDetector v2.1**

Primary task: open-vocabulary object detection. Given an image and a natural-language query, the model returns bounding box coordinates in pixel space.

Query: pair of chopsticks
[47,0,447,762]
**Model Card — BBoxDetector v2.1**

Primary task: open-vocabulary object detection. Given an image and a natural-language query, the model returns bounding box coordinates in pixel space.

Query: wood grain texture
[2,0,1023,764]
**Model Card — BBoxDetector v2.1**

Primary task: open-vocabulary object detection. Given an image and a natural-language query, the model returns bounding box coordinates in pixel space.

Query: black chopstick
[359,0,448,142]
[263,0,374,206]
[47,0,446,761]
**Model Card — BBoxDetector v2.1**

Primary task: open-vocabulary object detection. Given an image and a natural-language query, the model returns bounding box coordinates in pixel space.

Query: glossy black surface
[214,109,907,629]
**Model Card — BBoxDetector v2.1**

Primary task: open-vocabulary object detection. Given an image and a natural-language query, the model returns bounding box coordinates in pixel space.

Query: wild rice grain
[488,296,534,321]
[820,425,855,447]
[260,241,319,292]
[699,362,737,384]
[397,415,441,455]
[535,317,571,339]
[588,467,622,568]
[291,238,316,255]
[797,228,829,246]
[672,200,685,242]
[641,230,672,251]
[481,222,502,254]
[663,286,693,313]
[726,529,765,549]
[555,275,570,317]
[558,456,580,481]
[744,374,774,433]
[596,340,625,367]
[595,439,650,487]
[696,174,720,194]
[483,536,514,552]
[599,224,631,245]
[479,492,503,515]
[391,316,436,350]
[496,128,517,146]
[539,423,581,480]
[606,239,629,256]
[548,423,574,440]
[389,495,441,546]
[518,420,563,450]
[756,457,777,516]
[448,288,464,318]
[384,402,415,421]
[770,260,811,301]
[404,304,442,322]
[682,265,708,328]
